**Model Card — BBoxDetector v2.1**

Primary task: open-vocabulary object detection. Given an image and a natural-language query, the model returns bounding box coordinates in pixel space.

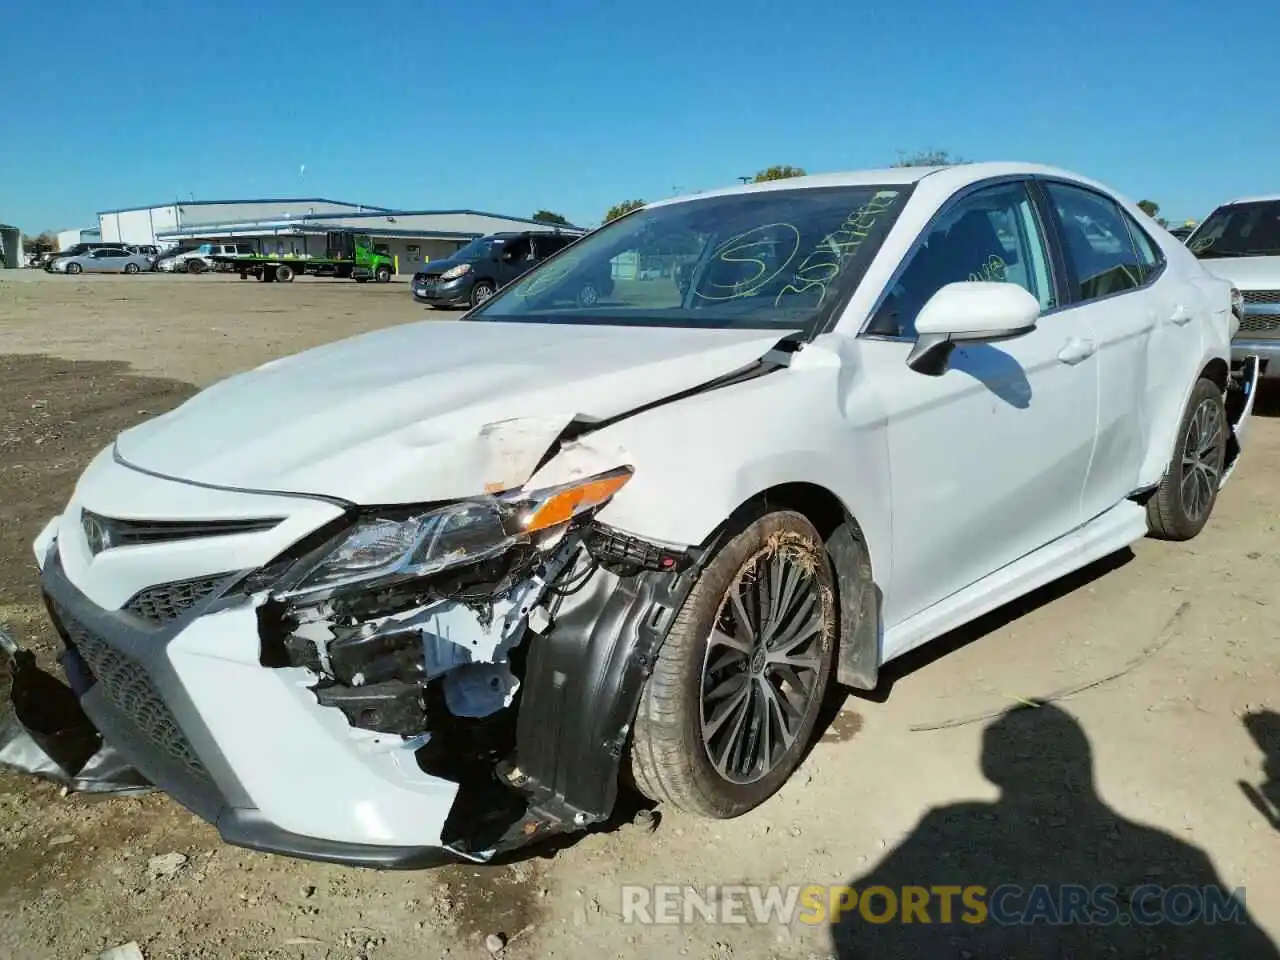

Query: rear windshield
[1187,200,1280,258]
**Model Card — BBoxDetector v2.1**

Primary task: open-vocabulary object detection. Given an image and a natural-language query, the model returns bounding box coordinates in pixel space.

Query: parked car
[49,247,156,275]
[44,242,122,271]
[1184,194,1280,378]
[32,162,1256,869]
[411,230,606,308]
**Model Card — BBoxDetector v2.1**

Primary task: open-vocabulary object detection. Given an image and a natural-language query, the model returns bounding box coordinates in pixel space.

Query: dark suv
[411,230,612,309]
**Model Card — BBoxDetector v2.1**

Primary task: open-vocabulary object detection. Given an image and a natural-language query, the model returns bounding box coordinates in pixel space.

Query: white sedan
[32,162,1259,867]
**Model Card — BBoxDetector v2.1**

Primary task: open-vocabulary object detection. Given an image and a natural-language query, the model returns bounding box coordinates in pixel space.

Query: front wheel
[1147,376,1228,540]
[66,262,82,275]
[576,281,601,307]
[629,510,836,818]
[375,265,392,283]
[124,262,140,275]
[470,281,495,307]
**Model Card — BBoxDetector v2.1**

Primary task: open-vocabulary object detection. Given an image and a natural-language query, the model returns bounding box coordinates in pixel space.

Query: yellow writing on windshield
[774,191,899,308]
[693,223,801,301]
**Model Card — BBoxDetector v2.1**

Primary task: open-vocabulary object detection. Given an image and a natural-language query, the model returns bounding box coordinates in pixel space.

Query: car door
[86,249,116,272]
[1038,180,1166,520]
[860,179,1100,625]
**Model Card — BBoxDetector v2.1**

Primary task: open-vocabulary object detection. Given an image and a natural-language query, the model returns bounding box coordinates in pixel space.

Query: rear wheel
[124,262,140,275]
[186,259,205,274]
[275,264,294,282]
[629,510,836,818]
[1147,376,1228,540]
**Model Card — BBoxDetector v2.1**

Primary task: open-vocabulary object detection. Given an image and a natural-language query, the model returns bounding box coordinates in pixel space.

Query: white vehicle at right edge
[1185,194,1280,378]
[32,163,1259,869]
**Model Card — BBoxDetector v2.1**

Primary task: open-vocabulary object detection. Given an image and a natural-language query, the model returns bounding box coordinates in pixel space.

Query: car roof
[645,162,1129,210]
[1213,193,1280,207]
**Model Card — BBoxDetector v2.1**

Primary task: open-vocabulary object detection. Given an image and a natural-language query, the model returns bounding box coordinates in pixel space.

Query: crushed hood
[1198,255,1280,289]
[115,319,796,505]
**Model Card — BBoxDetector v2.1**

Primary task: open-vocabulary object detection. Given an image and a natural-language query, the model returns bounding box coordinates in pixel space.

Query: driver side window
[868,181,1055,338]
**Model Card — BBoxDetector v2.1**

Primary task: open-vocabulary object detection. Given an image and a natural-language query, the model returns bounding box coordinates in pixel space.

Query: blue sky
[1,0,1276,233]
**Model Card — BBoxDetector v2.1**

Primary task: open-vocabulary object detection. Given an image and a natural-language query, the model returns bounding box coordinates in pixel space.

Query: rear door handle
[1171,304,1192,325]
[1057,338,1096,365]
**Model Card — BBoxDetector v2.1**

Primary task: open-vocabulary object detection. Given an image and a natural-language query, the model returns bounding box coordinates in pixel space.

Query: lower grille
[1240,313,1280,337]
[51,602,210,783]
[124,574,228,626]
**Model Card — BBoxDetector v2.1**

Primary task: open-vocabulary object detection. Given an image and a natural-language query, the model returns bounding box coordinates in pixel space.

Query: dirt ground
[1,270,1278,959]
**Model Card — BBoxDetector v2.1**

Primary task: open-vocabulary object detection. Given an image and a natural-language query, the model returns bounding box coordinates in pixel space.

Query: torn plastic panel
[0,626,151,795]
[1222,354,1260,486]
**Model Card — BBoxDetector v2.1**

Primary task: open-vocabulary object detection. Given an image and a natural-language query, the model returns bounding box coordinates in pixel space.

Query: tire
[66,262,82,275]
[1147,376,1228,541]
[124,262,140,275]
[186,259,205,274]
[375,265,392,283]
[576,281,601,307]
[470,281,496,307]
[275,264,294,282]
[629,509,837,818]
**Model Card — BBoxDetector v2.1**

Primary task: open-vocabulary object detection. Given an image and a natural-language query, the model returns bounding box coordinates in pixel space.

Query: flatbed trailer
[208,230,395,284]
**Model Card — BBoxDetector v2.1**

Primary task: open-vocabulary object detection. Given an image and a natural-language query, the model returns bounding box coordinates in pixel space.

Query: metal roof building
[98,199,582,276]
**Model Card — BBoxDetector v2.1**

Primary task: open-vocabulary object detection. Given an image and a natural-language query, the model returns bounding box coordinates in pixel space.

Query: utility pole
[736,176,753,184]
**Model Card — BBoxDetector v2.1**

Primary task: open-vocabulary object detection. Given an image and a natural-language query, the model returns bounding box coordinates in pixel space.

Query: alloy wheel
[1180,397,1224,522]
[699,545,828,784]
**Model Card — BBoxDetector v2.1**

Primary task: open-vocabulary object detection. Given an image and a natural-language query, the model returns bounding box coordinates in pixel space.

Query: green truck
[210,230,396,283]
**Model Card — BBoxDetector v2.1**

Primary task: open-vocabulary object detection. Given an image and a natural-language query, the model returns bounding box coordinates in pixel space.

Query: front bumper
[37,545,468,869]
[412,275,471,306]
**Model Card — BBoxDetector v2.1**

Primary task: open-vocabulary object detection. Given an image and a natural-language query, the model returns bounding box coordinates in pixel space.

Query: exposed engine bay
[254,492,701,860]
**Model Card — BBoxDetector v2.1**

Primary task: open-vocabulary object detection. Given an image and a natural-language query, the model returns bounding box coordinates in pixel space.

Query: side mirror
[907,281,1041,376]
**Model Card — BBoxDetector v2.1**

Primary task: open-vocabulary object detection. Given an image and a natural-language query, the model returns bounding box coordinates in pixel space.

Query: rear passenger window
[1044,182,1150,302]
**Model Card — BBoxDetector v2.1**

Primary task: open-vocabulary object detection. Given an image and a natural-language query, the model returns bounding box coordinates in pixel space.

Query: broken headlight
[273,466,632,602]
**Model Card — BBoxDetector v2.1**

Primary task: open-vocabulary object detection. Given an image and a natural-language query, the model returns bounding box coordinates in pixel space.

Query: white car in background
[33,162,1257,869]
[1185,194,1280,377]
[49,247,156,275]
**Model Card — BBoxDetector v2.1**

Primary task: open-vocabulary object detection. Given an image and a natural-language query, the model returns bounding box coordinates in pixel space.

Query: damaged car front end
[34,455,707,866]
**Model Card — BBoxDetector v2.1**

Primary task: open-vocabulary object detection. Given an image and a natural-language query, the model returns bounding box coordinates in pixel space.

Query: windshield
[1187,200,1280,258]
[452,236,500,261]
[467,185,909,333]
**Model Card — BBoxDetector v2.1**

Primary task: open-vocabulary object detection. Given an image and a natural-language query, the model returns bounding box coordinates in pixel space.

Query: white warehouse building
[97,198,583,276]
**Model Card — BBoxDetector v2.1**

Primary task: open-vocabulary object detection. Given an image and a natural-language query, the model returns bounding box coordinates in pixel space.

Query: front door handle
[1171,304,1192,325]
[1058,337,1097,365]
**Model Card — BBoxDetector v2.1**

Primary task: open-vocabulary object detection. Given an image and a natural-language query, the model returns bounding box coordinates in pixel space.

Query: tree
[532,210,570,226]
[753,165,807,182]
[891,149,967,167]
[23,230,57,252]
[604,199,645,223]
[1137,199,1160,218]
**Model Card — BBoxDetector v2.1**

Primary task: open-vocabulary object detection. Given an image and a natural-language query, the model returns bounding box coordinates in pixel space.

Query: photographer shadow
[831,702,1278,959]
[1240,708,1280,831]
